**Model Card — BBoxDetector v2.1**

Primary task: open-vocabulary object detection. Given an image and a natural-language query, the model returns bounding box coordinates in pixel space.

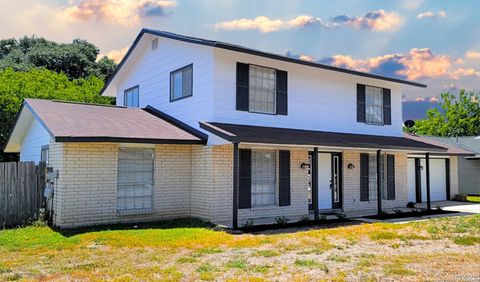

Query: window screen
[117,148,154,211]
[170,64,193,101]
[365,86,383,125]
[124,86,139,108]
[249,65,276,114]
[251,150,276,206]
[368,154,378,201]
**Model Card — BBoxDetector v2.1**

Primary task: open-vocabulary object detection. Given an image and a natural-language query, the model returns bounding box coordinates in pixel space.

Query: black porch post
[312,147,319,221]
[425,152,431,211]
[232,142,240,229]
[376,149,382,214]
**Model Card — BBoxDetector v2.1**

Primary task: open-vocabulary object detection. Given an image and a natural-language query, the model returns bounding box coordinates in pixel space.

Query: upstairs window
[170,64,193,101]
[124,86,139,108]
[249,65,276,114]
[365,86,383,125]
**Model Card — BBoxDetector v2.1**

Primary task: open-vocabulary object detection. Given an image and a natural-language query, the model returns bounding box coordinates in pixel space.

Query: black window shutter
[357,84,366,123]
[386,154,395,200]
[360,153,369,201]
[383,88,391,125]
[236,63,249,111]
[238,149,252,209]
[276,70,288,115]
[279,150,291,206]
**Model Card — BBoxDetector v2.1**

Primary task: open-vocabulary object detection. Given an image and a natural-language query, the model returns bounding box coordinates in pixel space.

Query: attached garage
[407,157,450,203]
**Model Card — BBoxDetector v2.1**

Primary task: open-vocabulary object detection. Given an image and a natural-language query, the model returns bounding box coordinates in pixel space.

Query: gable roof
[3,99,207,152]
[404,134,476,156]
[200,122,446,152]
[101,28,426,97]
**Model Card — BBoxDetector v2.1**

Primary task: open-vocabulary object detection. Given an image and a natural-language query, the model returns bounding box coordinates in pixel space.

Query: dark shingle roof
[24,99,206,144]
[200,122,446,152]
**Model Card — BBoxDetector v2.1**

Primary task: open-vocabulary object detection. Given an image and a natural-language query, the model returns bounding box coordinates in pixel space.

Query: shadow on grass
[55,217,215,237]
[240,219,363,235]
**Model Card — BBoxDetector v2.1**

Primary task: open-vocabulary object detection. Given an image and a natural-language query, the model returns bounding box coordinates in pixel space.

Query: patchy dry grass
[0,215,479,281]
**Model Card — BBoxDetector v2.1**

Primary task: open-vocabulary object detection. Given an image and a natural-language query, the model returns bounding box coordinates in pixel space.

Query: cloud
[59,0,176,27]
[288,48,480,81]
[332,10,401,31]
[99,46,129,63]
[416,11,446,20]
[465,50,480,59]
[214,15,326,33]
[215,10,400,33]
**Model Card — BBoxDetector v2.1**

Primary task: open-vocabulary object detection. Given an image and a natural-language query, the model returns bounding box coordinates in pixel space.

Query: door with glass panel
[317,152,342,210]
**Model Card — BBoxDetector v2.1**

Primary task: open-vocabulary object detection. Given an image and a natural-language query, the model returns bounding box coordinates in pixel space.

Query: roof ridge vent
[151,38,158,51]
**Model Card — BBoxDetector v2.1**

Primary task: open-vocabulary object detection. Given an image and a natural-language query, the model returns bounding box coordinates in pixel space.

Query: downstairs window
[117,148,154,211]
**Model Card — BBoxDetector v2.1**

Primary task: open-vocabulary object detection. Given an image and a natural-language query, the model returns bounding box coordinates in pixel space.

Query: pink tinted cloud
[214,15,326,33]
[215,10,401,33]
[416,11,446,20]
[59,0,176,27]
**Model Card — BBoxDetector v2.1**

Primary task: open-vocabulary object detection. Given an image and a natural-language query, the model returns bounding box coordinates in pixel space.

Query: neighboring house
[4,29,454,229]
[406,135,479,196]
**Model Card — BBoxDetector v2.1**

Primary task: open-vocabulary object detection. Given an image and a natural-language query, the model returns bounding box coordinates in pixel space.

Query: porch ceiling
[199,122,447,152]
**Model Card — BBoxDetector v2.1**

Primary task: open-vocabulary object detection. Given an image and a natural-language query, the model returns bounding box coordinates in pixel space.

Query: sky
[0,0,479,120]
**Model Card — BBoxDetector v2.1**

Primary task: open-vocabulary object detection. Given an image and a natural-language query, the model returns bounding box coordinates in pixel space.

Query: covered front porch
[200,122,447,228]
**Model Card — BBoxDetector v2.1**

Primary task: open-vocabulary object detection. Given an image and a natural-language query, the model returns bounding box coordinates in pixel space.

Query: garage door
[430,159,447,201]
[407,158,448,203]
[420,158,447,202]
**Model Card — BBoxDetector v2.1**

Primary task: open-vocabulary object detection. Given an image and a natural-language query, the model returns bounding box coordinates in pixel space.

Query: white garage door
[430,159,447,201]
[407,159,416,202]
[420,158,447,202]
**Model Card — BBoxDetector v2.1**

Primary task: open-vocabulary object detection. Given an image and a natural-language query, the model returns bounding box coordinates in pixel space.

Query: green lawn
[466,195,480,203]
[0,215,479,281]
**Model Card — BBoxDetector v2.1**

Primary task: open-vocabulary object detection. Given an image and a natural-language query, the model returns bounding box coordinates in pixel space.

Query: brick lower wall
[49,141,413,228]
[51,143,194,228]
[342,151,408,213]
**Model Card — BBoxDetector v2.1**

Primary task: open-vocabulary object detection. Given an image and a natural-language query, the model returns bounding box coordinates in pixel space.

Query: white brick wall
[51,143,194,228]
[49,141,413,228]
[342,151,408,213]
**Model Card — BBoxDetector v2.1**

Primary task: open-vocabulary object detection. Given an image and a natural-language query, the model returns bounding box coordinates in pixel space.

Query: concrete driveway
[416,200,480,214]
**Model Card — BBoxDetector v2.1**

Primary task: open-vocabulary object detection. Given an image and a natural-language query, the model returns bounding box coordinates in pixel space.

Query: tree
[0,36,117,81]
[405,90,480,136]
[0,68,113,161]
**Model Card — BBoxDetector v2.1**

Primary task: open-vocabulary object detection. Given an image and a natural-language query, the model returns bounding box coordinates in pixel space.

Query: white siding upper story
[114,35,406,145]
[115,34,215,130]
[19,119,51,163]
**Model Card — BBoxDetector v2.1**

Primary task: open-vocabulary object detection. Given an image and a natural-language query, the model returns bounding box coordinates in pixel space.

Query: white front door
[318,153,332,209]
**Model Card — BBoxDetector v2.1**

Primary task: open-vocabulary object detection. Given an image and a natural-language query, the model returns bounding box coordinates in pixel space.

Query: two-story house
[4,29,453,228]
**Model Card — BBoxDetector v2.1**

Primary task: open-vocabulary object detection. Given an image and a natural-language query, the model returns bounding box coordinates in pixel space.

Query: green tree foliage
[0,68,113,161]
[405,90,480,136]
[0,36,116,81]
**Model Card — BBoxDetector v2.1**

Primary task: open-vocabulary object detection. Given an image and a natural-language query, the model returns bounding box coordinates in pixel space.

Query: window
[124,86,139,108]
[40,145,49,164]
[117,148,154,211]
[170,64,193,101]
[365,86,383,125]
[251,150,276,206]
[249,65,276,114]
[368,154,378,201]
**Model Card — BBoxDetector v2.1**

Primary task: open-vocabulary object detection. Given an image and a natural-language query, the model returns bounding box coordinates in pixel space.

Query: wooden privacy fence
[0,162,46,228]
